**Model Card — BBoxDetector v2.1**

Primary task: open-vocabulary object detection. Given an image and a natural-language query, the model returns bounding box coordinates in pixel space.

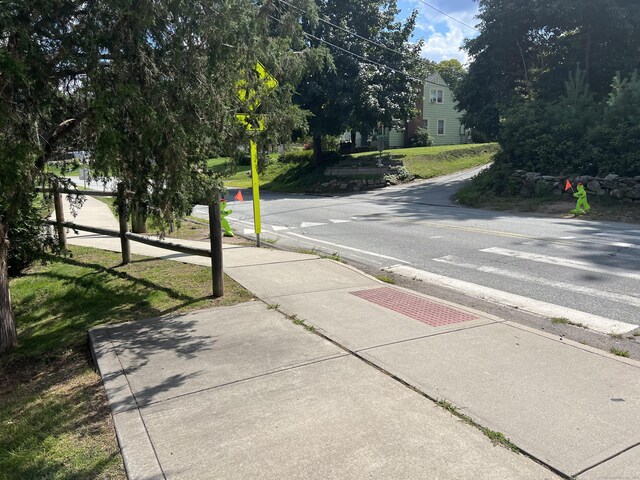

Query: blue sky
[397,0,479,64]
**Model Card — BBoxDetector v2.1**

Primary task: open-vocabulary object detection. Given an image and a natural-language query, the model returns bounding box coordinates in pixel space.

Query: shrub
[455,154,518,205]
[500,70,640,177]
[229,150,251,166]
[470,129,489,144]
[410,127,434,147]
[321,135,340,152]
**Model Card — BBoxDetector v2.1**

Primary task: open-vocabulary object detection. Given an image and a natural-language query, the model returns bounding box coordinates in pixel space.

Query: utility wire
[304,31,423,81]
[268,14,423,82]
[275,0,406,57]
[415,0,479,32]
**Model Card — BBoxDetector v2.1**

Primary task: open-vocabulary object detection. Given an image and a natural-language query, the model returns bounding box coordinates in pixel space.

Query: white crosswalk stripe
[300,222,327,228]
[433,255,640,308]
[271,225,289,231]
[593,231,640,239]
[481,247,640,281]
[387,265,637,335]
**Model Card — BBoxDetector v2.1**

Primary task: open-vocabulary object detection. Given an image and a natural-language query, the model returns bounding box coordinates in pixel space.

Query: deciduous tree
[293,0,424,162]
[434,59,466,94]
[457,0,640,139]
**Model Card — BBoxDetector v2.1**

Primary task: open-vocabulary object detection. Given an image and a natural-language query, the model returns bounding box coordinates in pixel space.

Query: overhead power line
[415,0,480,32]
[267,14,423,82]
[303,31,423,81]
[275,0,407,58]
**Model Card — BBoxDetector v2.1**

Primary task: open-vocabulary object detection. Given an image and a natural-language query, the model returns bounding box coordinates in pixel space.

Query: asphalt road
[194,166,640,329]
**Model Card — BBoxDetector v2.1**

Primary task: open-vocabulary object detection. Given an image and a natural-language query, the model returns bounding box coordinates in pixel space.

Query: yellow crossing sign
[236,62,279,112]
[235,114,265,131]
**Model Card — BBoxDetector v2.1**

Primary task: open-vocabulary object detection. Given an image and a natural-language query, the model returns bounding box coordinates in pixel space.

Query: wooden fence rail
[43,220,120,238]
[36,187,114,197]
[40,185,224,297]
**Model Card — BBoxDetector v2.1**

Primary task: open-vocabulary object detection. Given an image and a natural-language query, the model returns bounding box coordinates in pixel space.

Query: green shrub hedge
[500,71,640,177]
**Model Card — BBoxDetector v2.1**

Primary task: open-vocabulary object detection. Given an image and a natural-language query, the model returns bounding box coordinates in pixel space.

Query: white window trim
[430,89,444,104]
[437,119,445,136]
[423,118,429,129]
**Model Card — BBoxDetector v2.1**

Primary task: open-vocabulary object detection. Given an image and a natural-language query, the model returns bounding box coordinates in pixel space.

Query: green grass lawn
[1,246,253,479]
[206,157,252,188]
[351,143,496,158]
[354,143,499,179]
[45,163,82,176]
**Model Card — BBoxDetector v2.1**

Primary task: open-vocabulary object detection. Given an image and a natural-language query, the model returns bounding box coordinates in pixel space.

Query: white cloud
[420,20,470,64]
[411,5,479,65]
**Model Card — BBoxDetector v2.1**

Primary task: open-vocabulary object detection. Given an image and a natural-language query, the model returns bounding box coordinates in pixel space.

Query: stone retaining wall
[512,170,640,202]
[311,178,389,193]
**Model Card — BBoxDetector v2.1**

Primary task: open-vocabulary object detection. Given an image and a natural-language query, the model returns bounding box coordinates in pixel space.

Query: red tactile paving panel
[351,287,478,327]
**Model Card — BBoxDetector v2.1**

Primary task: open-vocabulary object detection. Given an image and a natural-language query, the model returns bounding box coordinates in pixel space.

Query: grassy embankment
[352,143,498,179]
[46,144,499,195]
[1,246,253,479]
[212,143,498,192]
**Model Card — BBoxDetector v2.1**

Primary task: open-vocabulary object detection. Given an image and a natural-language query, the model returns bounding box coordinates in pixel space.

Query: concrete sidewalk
[91,303,555,480]
[75,197,640,479]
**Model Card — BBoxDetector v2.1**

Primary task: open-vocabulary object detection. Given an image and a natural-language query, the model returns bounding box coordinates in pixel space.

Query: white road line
[385,265,637,335]
[243,228,255,235]
[429,236,444,239]
[481,247,640,281]
[611,242,638,249]
[565,239,640,251]
[593,231,640,239]
[433,255,640,308]
[329,219,352,224]
[521,240,640,259]
[271,225,289,231]
[559,236,576,240]
[285,231,411,264]
[300,222,327,228]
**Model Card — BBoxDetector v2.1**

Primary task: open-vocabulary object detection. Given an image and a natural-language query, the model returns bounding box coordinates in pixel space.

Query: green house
[343,72,469,149]
[418,72,469,146]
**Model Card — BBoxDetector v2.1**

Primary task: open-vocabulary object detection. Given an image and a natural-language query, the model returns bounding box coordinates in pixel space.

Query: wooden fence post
[52,184,67,250]
[117,184,131,265]
[208,197,224,298]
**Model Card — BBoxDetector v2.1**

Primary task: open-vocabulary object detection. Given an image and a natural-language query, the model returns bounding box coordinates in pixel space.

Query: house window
[430,89,444,104]
[423,119,429,129]
[437,119,445,135]
[459,125,466,135]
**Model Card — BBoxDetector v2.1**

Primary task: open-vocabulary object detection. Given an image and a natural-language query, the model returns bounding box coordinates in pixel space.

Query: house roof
[425,72,448,88]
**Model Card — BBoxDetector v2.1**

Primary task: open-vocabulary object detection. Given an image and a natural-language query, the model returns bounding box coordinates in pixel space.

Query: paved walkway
[70,197,640,479]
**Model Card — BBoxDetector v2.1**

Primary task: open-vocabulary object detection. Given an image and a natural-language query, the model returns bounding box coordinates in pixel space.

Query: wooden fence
[38,184,225,297]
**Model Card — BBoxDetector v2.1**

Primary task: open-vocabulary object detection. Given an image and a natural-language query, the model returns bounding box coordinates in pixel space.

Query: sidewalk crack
[572,441,640,478]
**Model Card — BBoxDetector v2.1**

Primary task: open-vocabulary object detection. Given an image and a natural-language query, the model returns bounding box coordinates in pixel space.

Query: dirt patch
[165,218,255,244]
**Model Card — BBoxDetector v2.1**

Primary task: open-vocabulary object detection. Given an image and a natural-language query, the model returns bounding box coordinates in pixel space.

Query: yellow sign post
[235,62,278,247]
[250,140,261,239]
